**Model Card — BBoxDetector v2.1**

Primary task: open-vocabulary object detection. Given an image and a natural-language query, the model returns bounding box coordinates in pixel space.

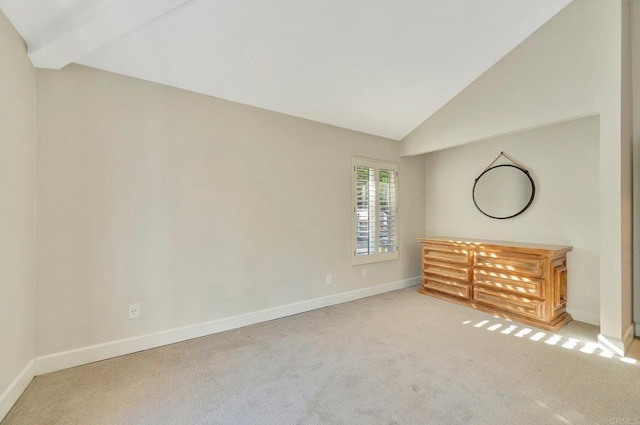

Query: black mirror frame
[472,164,536,220]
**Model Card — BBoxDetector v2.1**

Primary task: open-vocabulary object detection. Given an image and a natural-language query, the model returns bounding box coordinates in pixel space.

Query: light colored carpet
[3,287,639,425]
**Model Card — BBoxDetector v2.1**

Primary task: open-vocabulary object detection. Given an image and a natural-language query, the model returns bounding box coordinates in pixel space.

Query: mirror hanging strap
[479,151,528,178]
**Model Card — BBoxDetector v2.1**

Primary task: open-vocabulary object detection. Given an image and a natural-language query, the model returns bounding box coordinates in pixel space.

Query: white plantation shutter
[378,167,397,254]
[352,158,399,264]
[355,165,376,256]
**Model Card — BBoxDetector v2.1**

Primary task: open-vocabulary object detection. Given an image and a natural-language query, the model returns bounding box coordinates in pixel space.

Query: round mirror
[472,164,535,219]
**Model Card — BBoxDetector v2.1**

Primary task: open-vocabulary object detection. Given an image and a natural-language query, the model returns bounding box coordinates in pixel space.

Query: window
[352,157,398,264]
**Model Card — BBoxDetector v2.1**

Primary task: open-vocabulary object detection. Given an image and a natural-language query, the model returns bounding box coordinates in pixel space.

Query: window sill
[352,252,399,265]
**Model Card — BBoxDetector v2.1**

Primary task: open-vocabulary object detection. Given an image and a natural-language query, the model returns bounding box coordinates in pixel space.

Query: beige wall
[620,0,634,340]
[0,11,36,419]
[633,0,640,333]
[402,0,633,350]
[35,64,425,357]
[424,117,600,324]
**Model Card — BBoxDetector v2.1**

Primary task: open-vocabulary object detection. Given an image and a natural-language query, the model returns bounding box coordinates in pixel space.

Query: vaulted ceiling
[1,0,572,140]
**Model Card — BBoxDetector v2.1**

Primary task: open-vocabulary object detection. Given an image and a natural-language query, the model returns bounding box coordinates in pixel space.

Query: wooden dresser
[418,237,572,331]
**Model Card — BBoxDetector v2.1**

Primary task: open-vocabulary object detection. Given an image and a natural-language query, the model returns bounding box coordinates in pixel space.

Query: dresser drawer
[423,276,471,300]
[473,269,544,298]
[473,287,545,320]
[474,250,545,278]
[423,244,471,266]
[424,261,472,282]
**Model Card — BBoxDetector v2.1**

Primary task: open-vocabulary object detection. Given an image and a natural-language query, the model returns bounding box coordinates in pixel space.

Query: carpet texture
[2,287,639,425]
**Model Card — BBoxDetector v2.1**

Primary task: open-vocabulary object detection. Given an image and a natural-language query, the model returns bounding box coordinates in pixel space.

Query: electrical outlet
[128,302,140,319]
[325,274,332,285]
[361,268,368,278]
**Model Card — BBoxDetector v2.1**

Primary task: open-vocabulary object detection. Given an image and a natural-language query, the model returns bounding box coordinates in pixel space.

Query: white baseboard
[0,360,34,422]
[598,323,636,356]
[624,323,636,350]
[35,277,420,376]
[566,308,599,326]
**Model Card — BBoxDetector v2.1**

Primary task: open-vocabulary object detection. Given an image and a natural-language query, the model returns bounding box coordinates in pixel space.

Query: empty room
[1,0,639,424]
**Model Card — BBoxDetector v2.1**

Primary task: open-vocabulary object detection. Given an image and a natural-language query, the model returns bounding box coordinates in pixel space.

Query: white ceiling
[2,0,572,140]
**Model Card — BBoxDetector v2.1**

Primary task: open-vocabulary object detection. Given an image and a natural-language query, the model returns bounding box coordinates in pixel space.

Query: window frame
[351,157,399,265]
